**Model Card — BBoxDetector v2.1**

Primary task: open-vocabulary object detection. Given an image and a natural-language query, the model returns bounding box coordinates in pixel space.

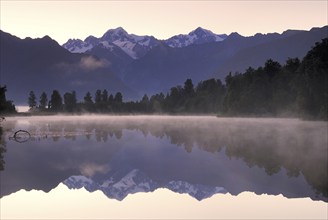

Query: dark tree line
[0,86,16,114]
[28,89,127,113]
[26,38,327,119]
[0,116,5,171]
[223,38,327,119]
[27,79,225,115]
[0,86,14,171]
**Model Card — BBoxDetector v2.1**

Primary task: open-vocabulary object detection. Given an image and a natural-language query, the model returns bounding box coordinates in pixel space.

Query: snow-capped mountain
[62,27,160,59]
[100,27,160,59]
[64,169,159,200]
[62,27,227,58]
[62,38,94,53]
[165,27,227,48]
[167,180,227,201]
[63,169,227,201]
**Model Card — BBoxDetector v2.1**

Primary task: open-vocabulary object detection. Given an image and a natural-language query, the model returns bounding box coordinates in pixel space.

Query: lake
[0,115,327,219]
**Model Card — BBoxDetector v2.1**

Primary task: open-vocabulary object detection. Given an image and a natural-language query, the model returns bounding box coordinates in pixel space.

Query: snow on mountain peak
[190,27,212,36]
[167,180,227,200]
[62,27,228,57]
[62,38,93,53]
[84,35,99,45]
[100,28,161,59]
[62,27,160,59]
[101,27,129,42]
[165,27,227,48]
[63,169,227,201]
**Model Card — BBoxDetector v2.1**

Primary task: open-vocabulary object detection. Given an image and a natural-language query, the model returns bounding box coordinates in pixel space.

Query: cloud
[79,56,108,71]
[55,56,110,73]
[79,163,110,177]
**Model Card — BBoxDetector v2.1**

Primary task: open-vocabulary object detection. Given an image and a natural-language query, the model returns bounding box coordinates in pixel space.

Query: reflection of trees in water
[95,127,122,142]
[224,123,327,198]
[120,118,327,199]
[0,125,6,171]
[0,118,16,171]
[3,117,327,198]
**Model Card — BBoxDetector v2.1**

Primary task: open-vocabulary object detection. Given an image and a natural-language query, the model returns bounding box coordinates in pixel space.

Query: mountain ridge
[214,25,328,76]
[63,169,227,201]
[63,27,161,59]
[62,27,227,59]
[165,27,227,48]
[61,26,316,59]
[0,30,135,104]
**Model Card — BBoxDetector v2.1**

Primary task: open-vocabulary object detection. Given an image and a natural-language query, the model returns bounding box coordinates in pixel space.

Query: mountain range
[63,27,227,59]
[63,169,227,201]
[1,26,327,104]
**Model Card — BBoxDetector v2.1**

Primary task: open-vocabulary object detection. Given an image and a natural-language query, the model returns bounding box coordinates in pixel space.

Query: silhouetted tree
[150,93,165,112]
[264,59,281,79]
[141,94,150,112]
[194,78,225,113]
[285,57,300,73]
[0,86,16,113]
[141,94,149,103]
[108,94,114,104]
[39,92,48,110]
[102,89,108,103]
[165,86,184,112]
[95,89,102,104]
[183,79,195,97]
[64,91,77,112]
[83,92,93,111]
[114,92,123,103]
[84,92,93,104]
[28,91,37,109]
[0,87,6,109]
[49,90,63,112]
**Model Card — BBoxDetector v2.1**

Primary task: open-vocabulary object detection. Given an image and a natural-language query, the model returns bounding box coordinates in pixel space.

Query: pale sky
[0,0,327,44]
[2,184,327,219]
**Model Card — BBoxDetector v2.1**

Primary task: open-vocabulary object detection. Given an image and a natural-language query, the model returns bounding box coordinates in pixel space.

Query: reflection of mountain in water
[1,116,327,201]
[64,169,227,201]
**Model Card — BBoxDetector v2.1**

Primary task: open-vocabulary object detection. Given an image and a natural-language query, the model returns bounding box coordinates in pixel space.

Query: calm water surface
[0,115,327,218]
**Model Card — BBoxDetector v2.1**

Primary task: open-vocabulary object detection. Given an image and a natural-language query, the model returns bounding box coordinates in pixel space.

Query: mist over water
[1,115,327,202]
[15,106,29,112]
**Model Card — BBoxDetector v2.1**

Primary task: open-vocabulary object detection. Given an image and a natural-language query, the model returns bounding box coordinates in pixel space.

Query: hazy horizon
[1,1,327,44]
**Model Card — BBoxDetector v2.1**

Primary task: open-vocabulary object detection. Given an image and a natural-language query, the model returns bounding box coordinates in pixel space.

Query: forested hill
[222,38,327,119]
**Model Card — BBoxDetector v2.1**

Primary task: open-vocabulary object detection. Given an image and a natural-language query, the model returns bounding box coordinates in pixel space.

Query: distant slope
[215,26,328,76]
[0,31,133,104]
[85,41,134,74]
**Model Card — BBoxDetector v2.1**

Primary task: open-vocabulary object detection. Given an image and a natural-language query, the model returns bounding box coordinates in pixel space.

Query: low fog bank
[2,114,321,141]
[4,115,327,169]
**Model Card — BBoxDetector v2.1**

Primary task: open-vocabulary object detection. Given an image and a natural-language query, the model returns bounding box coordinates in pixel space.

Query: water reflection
[0,116,327,202]
[2,184,327,220]
[0,119,6,171]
